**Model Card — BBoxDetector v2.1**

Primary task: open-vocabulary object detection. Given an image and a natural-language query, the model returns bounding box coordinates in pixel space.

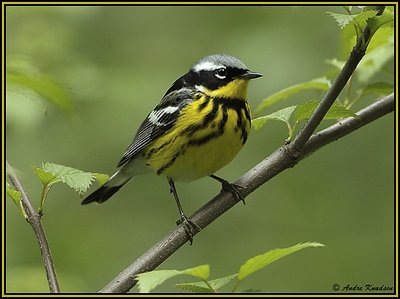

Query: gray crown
[191,54,248,72]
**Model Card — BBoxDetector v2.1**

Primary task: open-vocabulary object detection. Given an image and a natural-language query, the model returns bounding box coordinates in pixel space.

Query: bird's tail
[81,170,132,205]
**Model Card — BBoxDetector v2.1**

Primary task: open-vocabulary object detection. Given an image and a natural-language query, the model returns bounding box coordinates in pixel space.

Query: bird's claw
[176,215,201,245]
[220,180,246,205]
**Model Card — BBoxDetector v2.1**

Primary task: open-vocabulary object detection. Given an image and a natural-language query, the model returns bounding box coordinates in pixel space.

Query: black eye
[215,68,227,79]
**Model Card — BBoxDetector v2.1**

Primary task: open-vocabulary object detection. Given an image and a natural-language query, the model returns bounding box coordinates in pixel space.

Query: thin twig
[100,93,394,293]
[290,26,371,157]
[6,161,60,293]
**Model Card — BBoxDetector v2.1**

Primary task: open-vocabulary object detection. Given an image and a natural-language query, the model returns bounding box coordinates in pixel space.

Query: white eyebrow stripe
[193,61,225,72]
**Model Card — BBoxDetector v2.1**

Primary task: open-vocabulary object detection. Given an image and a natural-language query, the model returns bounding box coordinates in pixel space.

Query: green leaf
[327,12,356,29]
[136,270,181,293]
[6,182,27,219]
[207,274,238,290]
[6,182,22,204]
[253,101,356,140]
[327,10,376,30]
[293,101,356,123]
[176,274,237,293]
[7,72,74,117]
[238,242,325,281]
[252,106,296,130]
[386,6,394,13]
[182,265,210,280]
[359,82,394,99]
[367,8,394,36]
[33,165,58,186]
[254,77,330,115]
[33,163,97,212]
[136,265,210,293]
[353,10,378,28]
[367,25,394,53]
[329,10,378,56]
[41,162,95,195]
[357,40,394,83]
[33,165,61,212]
[94,173,110,186]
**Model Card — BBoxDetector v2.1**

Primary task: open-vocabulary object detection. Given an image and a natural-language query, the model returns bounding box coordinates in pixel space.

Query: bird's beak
[239,70,263,80]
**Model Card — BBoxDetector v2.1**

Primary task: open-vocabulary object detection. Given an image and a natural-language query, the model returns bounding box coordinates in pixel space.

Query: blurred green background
[5,5,394,293]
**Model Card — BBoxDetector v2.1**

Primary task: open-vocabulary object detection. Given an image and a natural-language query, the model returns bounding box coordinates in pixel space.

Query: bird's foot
[215,177,246,205]
[176,214,201,245]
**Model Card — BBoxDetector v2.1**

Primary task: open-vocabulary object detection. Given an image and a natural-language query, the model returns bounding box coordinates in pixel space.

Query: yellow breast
[143,94,251,181]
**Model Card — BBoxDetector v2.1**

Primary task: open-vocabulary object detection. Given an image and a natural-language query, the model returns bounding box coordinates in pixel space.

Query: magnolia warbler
[82,54,262,242]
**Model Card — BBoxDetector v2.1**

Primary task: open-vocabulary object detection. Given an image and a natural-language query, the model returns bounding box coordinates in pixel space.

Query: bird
[82,54,262,243]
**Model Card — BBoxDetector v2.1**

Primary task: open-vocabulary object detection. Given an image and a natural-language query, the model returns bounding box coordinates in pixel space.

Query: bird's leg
[209,174,246,205]
[168,177,201,244]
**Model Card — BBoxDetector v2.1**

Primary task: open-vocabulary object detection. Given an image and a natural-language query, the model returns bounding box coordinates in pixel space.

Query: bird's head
[189,54,262,99]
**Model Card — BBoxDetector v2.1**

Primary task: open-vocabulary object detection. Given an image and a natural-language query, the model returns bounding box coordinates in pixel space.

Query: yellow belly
[143,97,251,181]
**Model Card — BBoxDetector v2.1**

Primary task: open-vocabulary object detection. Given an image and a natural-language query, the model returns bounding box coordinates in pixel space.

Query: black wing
[117,87,195,167]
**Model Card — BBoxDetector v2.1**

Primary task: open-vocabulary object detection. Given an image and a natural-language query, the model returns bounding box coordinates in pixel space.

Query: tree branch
[100,12,392,293]
[6,160,60,293]
[290,25,371,156]
[302,93,394,157]
[100,93,394,293]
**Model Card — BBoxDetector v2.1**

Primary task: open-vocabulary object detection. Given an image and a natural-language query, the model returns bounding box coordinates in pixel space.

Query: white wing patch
[148,106,179,126]
[193,61,224,72]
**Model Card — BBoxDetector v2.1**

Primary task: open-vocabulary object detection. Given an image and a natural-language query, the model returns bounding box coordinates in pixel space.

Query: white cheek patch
[193,61,224,72]
[148,106,179,126]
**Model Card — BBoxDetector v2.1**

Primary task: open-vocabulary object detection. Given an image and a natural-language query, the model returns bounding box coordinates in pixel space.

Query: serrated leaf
[183,265,210,280]
[293,101,356,123]
[176,274,237,293]
[136,270,181,293]
[327,10,376,30]
[238,242,325,281]
[32,165,58,186]
[255,78,330,115]
[328,10,377,55]
[252,106,296,130]
[337,8,388,58]
[359,82,394,99]
[327,12,356,29]
[94,173,110,186]
[41,162,95,195]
